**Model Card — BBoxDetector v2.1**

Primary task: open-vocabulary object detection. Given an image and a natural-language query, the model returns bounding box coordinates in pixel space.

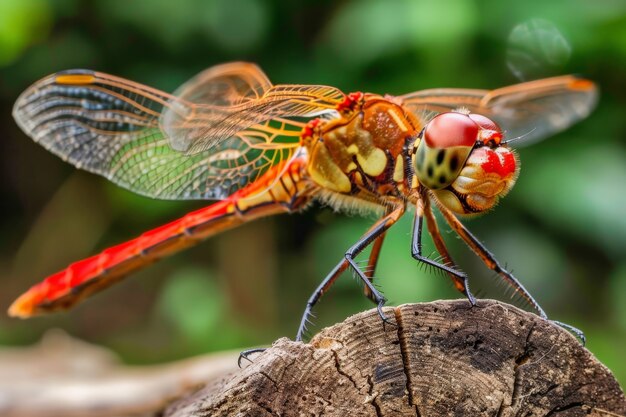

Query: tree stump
[165,300,625,417]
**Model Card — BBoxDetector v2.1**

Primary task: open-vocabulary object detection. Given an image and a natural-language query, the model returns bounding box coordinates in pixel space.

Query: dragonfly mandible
[9,62,597,341]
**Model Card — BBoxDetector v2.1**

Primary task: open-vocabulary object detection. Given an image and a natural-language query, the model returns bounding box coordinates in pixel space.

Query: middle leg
[296,202,405,341]
[362,207,390,302]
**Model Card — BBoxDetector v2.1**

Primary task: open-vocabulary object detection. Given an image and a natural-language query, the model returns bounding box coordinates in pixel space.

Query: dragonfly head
[413,111,519,215]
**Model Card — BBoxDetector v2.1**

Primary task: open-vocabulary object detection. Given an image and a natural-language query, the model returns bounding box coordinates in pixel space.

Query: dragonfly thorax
[304,95,422,208]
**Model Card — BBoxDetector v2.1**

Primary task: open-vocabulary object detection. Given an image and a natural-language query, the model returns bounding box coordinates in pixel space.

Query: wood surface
[165,300,626,417]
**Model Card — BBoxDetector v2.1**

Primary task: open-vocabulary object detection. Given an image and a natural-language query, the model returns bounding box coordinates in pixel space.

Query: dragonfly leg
[412,195,475,304]
[238,347,267,368]
[296,204,405,341]
[435,196,585,344]
[419,196,476,305]
[362,229,388,303]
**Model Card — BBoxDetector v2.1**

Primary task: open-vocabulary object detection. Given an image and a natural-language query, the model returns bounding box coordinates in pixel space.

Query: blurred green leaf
[323,0,476,67]
[156,267,225,344]
[608,264,626,332]
[98,0,197,49]
[203,0,268,52]
[479,225,569,306]
[100,0,268,52]
[514,142,626,259]
[0,0,52,66]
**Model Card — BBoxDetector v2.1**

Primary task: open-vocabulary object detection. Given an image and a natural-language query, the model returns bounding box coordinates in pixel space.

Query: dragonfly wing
[107,119,302,200]
[161,63,345,154]
[400,75,597,144]
[162,62,271,152]
[13,70,302,200]
[169,62,273,106]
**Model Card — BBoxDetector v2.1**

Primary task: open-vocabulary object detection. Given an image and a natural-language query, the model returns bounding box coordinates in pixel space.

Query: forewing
[13,70,303,200]
[169,62,273,106]
[163,82,345,154]
[400,75,597,144]
[158,62,343,154]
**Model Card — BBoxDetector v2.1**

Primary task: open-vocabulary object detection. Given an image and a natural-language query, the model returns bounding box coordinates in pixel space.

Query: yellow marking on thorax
[393,155,404,182]
[353,171,363,185]
[356,148,387,176]
[387,108,409,132]
[346,128,386,177]
[56,74,95,85]
[410,152,419,189]
[307,141,352,193]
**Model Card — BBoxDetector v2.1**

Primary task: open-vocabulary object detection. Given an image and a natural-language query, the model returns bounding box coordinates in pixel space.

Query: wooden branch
[0,330,240,417]
[165,300,626,417]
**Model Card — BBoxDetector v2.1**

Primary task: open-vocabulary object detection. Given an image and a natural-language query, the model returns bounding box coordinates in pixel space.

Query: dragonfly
[9,62,596,343]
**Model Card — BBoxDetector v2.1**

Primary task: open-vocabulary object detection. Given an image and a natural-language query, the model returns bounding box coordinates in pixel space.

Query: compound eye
[424,112,479,148]
[468,114,501,132]
[468,113,503,146]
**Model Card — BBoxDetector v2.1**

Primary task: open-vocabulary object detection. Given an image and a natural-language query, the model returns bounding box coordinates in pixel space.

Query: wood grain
[166,300,626,417]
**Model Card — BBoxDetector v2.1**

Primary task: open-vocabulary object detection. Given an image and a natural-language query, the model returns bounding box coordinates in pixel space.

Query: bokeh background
[0,0,624,387]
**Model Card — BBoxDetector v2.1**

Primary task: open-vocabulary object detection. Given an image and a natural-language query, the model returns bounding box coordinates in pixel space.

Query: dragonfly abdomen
[9,157,312,318]
[8,199,242,317]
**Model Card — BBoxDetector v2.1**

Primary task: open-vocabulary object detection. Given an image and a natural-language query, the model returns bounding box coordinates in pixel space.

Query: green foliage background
[0,0,624,387]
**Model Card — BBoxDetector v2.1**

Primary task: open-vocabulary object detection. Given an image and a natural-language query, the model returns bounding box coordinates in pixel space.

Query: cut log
[165,300,626,417]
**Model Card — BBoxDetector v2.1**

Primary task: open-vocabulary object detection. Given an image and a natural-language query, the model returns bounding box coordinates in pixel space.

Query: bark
[165,300,626,417]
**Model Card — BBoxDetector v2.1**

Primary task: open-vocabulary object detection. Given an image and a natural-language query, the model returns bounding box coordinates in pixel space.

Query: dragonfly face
[414,111,519,215]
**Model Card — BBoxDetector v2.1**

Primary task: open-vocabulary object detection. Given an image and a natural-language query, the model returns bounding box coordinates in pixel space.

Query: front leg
[434,193,585,343]
[421,195,476,305]
[296,203,405,341]
[412,194,476,305]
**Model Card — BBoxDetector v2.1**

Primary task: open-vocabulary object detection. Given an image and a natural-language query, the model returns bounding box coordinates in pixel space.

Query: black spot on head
[450,155,459,171]
[436,149,445,165]
[427,165,434,178]
[439,175,447,184]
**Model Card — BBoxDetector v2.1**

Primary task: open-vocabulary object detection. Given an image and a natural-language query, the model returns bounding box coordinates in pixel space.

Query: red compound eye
[424,112,479,148]
[469,113,503,146]
[468,114,501,132]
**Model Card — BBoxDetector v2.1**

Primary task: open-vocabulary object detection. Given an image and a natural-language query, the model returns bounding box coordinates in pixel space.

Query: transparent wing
[13,69,305,200]
[400,75,598,144]
[106,119,302,200]
[161,62,345,154]
[168,62,273,107]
